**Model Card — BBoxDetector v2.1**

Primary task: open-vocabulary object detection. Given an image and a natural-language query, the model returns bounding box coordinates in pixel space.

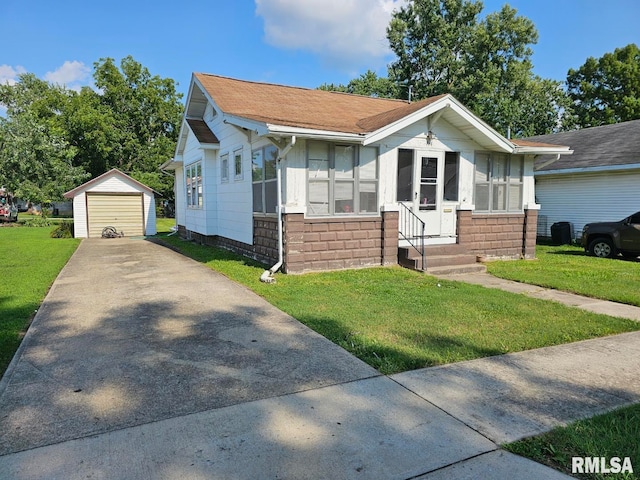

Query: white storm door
[414,152,443,236]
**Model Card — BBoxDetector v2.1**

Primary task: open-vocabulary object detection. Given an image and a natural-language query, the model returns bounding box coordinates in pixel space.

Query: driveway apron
[0,238,379,455]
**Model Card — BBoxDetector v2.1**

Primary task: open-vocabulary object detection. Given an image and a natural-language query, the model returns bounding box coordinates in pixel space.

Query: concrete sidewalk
[0,240,638,479]
[436,271,640,322]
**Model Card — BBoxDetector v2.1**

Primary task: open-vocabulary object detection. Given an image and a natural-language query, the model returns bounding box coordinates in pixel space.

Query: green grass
[505,403,640,479]
[158,236,640,375]
[487,245,640,307]
[155,217,177,234]
[0,227,80,376]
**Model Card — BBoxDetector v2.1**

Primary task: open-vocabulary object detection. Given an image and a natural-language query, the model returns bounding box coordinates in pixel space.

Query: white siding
[143,191,156,235]
[73,194,88,237]
[536,170,640,239]
[180,117,253,245]
[282,141,307,209]
[174,167,185,227]
[183,130,207,234]
[377,117,533,212]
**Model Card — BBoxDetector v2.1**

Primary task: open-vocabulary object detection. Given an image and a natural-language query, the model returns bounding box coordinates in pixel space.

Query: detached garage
[64,169,157,238]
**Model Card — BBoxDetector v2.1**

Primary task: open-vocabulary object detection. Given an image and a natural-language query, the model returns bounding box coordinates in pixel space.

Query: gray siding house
[529,120,640,240]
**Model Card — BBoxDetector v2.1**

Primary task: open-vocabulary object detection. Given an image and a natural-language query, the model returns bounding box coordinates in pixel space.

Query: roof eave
[64,169,155,198]
[159,158,183,171]
[267,124,364,142]
[535,162,640,176]
[223,114,270,136]
[515,146,574,155]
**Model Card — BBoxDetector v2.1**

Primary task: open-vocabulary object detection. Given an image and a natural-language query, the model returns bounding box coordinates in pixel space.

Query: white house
[64,169,157,238]
[162,73,571,275]
[529,120,640,240]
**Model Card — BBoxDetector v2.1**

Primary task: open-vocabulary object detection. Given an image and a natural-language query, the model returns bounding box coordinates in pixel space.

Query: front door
[396,148,444,236]
[414,152,443,236]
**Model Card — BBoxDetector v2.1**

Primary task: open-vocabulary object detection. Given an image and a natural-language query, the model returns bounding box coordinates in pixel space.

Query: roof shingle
[528,120,640,171]
[194,73,416,134]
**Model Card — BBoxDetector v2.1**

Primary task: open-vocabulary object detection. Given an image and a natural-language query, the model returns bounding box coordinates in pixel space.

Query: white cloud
[0,65,27,85]
[44,60,91,90]
[255,0,407,70]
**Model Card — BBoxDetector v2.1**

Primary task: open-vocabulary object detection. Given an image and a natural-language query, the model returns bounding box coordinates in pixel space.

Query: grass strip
[505,403,640,480]
[0,227,80,376]
[487,245,640,307]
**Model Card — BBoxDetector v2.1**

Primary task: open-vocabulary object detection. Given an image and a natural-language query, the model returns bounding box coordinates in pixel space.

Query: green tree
[63,56,183,199]
[0,74,88,206]
[566,43,640,127]
[386,0,569,136]
[319,70,399,98]
[387,0,483,100]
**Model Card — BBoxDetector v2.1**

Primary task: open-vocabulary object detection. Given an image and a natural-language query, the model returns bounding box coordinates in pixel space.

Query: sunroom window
[252,145,278,213]
[474,153,523,212]
[186,161,202,208]
[307,142,378,216]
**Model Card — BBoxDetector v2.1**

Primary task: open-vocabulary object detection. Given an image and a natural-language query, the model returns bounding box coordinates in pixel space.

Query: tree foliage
[0,75,88,205]
[0,57,183,203]
[566,43,640,127]
[319,70,399,98]
[385,0,569,136]
[387,0,483,100]
[64,56,183,198]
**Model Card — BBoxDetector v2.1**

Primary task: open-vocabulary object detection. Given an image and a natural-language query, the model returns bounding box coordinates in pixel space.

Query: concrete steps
[398,244,487,275]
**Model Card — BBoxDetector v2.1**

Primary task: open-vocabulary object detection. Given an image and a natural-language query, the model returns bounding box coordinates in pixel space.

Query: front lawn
[0,227,80,376]
[158,236,640,375]
[487,245,640,307]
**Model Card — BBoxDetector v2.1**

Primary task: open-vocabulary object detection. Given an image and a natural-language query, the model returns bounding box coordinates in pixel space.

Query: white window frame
[306,142,379,217]
[234,148,243,181]
[221,153,229,183]
[252,144,279,214]
[474,153,523,213]
[186,160,203,208]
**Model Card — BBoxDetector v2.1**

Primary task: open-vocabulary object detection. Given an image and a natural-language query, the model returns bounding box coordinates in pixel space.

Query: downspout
[534,153,561,171]
[260,135,296,283]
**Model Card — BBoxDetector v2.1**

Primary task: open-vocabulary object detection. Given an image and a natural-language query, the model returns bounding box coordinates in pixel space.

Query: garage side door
[87,193,144,238]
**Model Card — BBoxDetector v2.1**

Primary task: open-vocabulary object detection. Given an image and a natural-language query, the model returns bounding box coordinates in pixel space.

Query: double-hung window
[474,153,523,212]
[234,148,243,181]
[307,142,378,216]
[186,161,202,207]
[221,154,229,183]
[252,145,278,213]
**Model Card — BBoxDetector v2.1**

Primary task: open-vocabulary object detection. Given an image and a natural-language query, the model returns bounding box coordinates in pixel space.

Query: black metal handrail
[398,202,426,270]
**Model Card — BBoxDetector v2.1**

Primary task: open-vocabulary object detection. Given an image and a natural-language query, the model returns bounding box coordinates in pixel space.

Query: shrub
[23,216,53,227]
[50,221,74,238]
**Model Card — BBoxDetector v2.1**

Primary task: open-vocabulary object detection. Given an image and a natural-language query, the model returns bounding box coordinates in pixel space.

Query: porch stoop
[398,244,487,275]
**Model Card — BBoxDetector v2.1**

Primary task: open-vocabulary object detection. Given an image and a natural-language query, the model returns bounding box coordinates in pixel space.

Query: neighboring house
[162,73,571,274]
[529,120,640,240]
[64,169,157,238]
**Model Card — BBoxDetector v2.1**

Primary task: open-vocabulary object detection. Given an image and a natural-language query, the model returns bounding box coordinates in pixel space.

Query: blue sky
[1,0,639,102]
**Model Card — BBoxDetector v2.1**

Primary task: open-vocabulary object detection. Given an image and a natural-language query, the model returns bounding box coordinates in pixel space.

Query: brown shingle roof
[194,73,418,134]
[186,119,219,144]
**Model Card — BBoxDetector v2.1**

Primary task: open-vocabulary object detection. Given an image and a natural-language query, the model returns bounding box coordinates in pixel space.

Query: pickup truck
[581,211,640,259]
[0,188,18,223]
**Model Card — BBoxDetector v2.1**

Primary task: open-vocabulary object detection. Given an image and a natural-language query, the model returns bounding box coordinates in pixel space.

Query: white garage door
[87,193,144,238]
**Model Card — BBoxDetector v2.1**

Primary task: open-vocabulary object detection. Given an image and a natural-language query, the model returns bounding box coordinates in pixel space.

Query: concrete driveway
[0,238,379,454]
